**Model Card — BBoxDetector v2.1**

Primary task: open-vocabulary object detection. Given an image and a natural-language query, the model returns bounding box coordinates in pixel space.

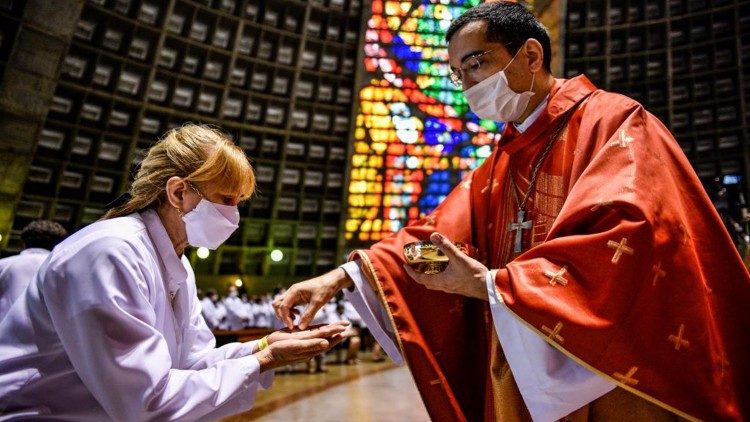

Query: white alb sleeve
[485,271,616,422]
[340,261,403,365]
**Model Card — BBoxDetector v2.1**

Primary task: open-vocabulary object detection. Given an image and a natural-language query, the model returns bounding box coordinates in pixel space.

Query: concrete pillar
[0,0,82,247]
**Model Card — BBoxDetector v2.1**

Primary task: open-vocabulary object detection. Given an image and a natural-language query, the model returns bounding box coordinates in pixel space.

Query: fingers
[290,338,330,354]
[273,291,303,329]
[274,293,298,330]
[304,320,349,330]
[430,232,463,259]
[404,264,446,292]
[403,264,424,284]
[291,322,348,340]
[297,301,323,330]
[326,333,346,349]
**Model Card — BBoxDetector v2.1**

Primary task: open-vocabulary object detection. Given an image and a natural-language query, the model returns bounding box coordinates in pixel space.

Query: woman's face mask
[181,184,240,250]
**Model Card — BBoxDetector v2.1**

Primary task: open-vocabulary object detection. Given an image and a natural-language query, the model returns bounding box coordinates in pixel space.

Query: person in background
[332,303,361,365]
[0,124,347,420]
[251,295,273,328]
[200,288,227,330]
[306,302,336,373]
[0,220,67,321]
[223,285,253,329]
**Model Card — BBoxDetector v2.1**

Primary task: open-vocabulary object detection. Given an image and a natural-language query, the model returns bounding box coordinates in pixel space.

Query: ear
[524,38,545,73]
[165,176,188,211]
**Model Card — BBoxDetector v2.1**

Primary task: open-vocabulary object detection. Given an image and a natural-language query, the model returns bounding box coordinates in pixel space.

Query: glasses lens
[449,72,462,87]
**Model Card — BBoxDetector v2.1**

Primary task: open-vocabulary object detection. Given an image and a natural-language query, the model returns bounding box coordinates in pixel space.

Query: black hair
[446,2,552,72]
[21,220,67,250]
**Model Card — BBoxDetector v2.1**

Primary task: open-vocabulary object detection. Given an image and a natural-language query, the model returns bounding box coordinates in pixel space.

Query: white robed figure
[0,124,346,421]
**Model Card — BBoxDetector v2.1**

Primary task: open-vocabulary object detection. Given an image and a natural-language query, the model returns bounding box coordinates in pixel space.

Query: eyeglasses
[449,49,495,88]
[188,182,204,199]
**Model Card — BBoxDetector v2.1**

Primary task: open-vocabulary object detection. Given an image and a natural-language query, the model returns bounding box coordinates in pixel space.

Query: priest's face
[447,20,534,92]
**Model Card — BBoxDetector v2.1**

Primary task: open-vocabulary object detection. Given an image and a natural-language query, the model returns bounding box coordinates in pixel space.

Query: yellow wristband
[258,336,269,351]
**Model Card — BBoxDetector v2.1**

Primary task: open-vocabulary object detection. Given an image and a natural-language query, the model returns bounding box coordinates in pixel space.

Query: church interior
[0,0,748,420]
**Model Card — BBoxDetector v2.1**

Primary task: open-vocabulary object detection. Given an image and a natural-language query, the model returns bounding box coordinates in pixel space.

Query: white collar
[20,248,49,255]
[513,94,550,133]
[140,209,187,294]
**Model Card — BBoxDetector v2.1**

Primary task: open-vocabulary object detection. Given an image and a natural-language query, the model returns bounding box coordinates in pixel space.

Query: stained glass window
[345,0,504,245]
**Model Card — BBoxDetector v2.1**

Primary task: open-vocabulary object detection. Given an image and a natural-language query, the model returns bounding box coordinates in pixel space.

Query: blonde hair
[104,124,255,219]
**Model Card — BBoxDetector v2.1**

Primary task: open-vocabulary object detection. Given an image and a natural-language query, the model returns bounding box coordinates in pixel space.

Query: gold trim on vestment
[492,284,701,422]
[350,250,408,361]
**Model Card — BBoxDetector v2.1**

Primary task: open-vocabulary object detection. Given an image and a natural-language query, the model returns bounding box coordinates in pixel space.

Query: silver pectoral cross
[507,209,532,253]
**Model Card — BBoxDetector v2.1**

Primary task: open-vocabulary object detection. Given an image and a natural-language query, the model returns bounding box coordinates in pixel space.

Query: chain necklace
[505,94,591,254]
[507,133,560,253]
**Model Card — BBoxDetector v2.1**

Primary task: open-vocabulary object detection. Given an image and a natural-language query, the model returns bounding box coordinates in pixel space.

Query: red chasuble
[348,76,750,421]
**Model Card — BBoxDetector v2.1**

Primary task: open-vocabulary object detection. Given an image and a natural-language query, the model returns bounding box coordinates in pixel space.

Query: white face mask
[182,198,240,250]
[464,47,535,122]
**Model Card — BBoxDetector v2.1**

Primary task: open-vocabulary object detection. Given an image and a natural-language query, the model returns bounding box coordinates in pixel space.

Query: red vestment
[349,76,750,421]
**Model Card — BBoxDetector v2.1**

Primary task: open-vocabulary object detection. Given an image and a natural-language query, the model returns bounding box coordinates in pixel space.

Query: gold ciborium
[403,240,477,275]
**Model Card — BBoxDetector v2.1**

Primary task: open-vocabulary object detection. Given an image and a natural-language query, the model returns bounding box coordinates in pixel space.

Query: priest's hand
[403,232,489,300]
[255,322,348,372]
[273,268,353,330]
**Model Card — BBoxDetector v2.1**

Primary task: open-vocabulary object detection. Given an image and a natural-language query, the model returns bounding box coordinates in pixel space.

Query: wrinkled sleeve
[44,238,268,422]
[341,261,403,365]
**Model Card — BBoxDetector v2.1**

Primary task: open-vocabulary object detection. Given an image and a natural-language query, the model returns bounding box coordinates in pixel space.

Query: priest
[274,2,750,421]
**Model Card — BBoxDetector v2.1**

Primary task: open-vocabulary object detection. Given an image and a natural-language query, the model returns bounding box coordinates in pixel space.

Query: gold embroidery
[617,129,634,148]
[668,324,690,350]
[461,180,471,190]
[544,265,569,286]
[481,180,500,193]
[607,237,634,263]
[652,262,666,286]
[613,366,639,386]
[531,172,566,248]
[430,379,441,385]
[542,322,565,343]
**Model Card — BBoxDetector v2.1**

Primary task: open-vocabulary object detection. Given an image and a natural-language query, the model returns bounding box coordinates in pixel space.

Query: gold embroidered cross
[617,129,634,148]
[652,262,666,286]
[461,180,472,190]
[542,322,565,343]
[544,265,569,286]
[481,180,500,193]
[607,238,634,263]
[613,366,639,386]
[668,324,690,350]
[424,214,437,226]
[591,199,613,212]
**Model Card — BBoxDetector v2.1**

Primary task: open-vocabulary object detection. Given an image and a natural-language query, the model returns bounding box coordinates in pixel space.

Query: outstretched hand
[273,269,352,330]
[267,321,350,345]
[255,321,349,372]
[403,232,489,300]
